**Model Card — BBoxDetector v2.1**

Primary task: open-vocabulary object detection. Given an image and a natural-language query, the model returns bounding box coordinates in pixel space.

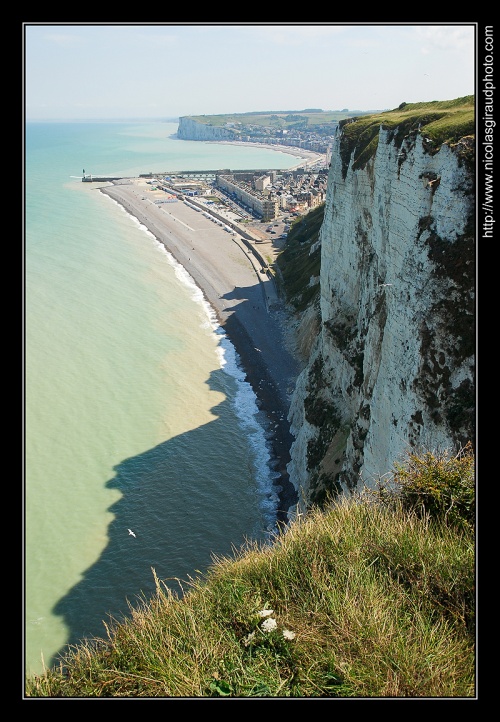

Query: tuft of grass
[25,447,475,698]
[371,442,475,533]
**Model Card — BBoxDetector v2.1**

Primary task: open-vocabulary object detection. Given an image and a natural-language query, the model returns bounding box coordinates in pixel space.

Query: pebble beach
[100,177,302,523]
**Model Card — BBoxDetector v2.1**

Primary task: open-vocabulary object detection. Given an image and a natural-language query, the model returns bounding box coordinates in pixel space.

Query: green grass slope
[339,95,475,175]
[25,445,475,698]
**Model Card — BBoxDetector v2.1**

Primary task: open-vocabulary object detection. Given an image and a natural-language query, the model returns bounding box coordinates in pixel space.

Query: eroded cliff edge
[286,110,475,514]
[178,116,238,141]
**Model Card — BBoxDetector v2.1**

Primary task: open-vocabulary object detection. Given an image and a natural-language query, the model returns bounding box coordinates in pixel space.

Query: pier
[82,174,127,183]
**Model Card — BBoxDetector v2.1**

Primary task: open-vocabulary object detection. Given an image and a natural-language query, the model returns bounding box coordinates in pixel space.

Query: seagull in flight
[128,529,136,538]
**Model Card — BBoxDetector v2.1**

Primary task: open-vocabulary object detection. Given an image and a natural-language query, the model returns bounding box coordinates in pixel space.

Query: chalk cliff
[177,116,238,141]
[286,120,475,513]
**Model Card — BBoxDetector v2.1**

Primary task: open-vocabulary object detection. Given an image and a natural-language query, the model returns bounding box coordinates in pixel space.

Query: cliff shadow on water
[49,289,298,671]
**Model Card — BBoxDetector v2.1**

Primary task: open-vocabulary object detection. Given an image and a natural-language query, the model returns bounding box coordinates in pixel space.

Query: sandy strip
[100,179,301,525]
[208,140,325,170]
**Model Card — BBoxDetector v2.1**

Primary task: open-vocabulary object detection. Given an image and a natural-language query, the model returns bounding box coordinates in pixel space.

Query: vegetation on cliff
[275,204,324,312]
[339,95,474,176]
[25,444,475,698]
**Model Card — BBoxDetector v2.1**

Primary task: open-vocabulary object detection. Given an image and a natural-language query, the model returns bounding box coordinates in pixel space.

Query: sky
[24,23,476,121]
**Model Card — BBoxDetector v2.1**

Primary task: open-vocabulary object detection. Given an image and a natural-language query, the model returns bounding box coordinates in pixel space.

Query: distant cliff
[285,99,475,513]
[177,116,238,141]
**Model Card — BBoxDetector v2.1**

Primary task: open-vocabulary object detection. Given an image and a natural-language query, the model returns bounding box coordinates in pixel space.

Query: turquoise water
[25,121,300,677]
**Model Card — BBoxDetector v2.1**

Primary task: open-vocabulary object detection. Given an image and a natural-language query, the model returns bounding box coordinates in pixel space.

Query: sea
[24,120,303,678]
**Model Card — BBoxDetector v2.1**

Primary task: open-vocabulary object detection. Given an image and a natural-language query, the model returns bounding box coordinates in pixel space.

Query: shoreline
[201,138,325,171]
[99,179,301,527]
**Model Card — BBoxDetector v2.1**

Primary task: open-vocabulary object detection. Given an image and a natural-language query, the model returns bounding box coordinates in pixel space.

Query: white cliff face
[287,127,474,513]
[177,117,237,141]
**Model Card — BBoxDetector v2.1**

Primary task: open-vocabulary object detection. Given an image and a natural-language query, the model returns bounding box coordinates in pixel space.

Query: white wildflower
[282,629,296,640]
[261,617,278,632]
[242,631,255,647]
[257,609,274,618]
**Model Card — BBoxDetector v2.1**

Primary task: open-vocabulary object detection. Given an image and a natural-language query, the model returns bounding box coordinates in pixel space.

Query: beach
[100,178,302,525]
[211,140,325,171]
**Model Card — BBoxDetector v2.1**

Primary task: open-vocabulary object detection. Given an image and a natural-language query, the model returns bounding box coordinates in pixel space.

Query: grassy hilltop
[338,95,475,173]
[185,108,372,133]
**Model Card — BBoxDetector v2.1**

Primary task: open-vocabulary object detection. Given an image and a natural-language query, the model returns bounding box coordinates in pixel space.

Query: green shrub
[374,442,475,532]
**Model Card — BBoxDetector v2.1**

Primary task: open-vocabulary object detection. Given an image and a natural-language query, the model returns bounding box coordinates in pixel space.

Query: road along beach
[99,178,302,525]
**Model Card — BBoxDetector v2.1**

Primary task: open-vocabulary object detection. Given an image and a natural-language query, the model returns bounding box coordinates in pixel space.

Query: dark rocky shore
[222,311,298,528]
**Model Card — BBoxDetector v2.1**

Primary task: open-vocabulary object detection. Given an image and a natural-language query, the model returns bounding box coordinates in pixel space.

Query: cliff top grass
[339,95,475,175]
[25,444,475,699]
[184,109,373,129]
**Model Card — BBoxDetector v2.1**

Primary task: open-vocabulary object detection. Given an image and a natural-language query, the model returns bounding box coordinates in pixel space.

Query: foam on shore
[100,182,300,525]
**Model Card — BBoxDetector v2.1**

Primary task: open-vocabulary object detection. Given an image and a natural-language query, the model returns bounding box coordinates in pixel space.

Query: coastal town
[143,160,327,218]
[85,113,336,229]
[82,127,330,282]
[221,120,336,159]
[133,159,327,267]
[140,112,336,225]
[176,110,342,159]
[85,144,328,235]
